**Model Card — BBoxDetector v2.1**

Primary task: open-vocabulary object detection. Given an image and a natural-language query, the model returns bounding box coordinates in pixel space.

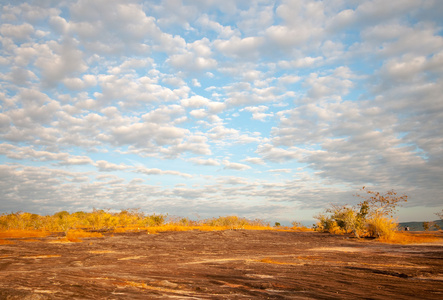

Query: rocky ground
[0,229,442,299]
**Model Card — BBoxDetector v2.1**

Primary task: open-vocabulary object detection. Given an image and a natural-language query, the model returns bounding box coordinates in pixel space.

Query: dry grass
[0,229,50,239]
[0,222,311,242]
[0,239,14,245]
[57,230,104,242]
[1,211,312,237]
[49,230,104,243]
[379,232,441,244]
[67,229,103,239]
[291,226,313,232]
[114,223,311,234]
[143,224,279,234]
[0,230,50,245]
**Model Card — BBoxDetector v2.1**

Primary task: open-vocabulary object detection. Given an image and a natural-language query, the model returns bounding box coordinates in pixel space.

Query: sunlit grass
[52,229,104,243]
[0,210,309,239]
[0,239,14,245]
[0,229,50,239]
[378,232,441,244]
[66,229,103,242]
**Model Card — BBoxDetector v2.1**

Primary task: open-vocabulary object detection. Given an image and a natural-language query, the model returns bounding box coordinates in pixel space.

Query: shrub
[366,216,398,239]
[315,187,407,239]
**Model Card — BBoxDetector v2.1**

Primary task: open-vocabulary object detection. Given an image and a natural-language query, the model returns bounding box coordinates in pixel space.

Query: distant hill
[398,220,443,231]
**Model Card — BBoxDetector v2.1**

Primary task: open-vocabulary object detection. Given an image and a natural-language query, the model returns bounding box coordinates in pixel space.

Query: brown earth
[0,230,442,299]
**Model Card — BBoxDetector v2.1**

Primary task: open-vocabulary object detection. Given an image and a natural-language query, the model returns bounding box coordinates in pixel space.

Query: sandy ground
[0,230,442,299]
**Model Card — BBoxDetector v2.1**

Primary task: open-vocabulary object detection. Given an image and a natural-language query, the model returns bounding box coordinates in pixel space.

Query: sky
[1,0,442,224]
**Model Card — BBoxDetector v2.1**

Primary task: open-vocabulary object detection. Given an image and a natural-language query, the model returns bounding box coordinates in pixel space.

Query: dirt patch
[0,230,442,299]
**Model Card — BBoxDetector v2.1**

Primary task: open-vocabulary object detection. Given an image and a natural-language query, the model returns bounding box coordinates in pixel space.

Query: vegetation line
[0,210,310,242]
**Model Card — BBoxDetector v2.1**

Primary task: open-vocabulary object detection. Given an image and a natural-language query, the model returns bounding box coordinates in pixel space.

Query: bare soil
[0,230,442,299]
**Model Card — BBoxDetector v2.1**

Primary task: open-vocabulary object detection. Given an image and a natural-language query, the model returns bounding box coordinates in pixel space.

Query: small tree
[355,187,407,218]
[423,222,430,231]
[354,187,407,238]
[315,187,407,238]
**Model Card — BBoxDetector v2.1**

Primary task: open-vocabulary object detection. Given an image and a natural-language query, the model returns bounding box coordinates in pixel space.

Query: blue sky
[1,0,442,224]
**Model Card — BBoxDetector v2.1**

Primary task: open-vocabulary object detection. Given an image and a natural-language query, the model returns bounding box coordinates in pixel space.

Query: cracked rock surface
[1,230,442,299]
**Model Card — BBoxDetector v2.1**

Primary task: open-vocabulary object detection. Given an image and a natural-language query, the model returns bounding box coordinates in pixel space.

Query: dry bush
[314,213,344,234]
[315,187,407,239]
[366,216,398,239]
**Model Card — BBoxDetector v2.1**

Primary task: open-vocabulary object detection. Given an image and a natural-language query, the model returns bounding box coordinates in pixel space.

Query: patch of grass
[54,230,104,242]
[378,232,441,244]
[67,229,103,239]
[53,237,82,243]
[0,239,14,245]
[0,229,50,239]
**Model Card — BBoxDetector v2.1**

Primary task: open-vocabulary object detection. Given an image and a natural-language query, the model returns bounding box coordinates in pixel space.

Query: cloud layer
[1,0,442,222]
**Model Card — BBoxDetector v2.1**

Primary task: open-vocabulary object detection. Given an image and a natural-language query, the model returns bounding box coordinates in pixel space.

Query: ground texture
[0,230,442,299]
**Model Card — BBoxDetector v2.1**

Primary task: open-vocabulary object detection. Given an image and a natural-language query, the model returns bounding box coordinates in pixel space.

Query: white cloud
[34,39,88,87]
[242,105,273,121]
[135,166,192,178]
[222,160,251,171]
[196,14,238,39]
[0,0,442,222]
[168,38,217,71]
[268,169,292,174]
[242,157,265,165]
[214,36,265,59]
[95,160,129,172]
[0,23,34,40]
[181,95,211,108]
[189,157,220,166]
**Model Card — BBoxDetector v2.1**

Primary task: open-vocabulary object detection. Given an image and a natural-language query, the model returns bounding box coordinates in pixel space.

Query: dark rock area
[1,230,442,299]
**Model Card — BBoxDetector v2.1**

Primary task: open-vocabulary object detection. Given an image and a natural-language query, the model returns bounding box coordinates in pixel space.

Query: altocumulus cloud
[0,0,442,223]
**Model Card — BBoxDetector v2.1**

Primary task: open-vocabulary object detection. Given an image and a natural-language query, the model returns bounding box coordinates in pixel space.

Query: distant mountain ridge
[398,220,442,231]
